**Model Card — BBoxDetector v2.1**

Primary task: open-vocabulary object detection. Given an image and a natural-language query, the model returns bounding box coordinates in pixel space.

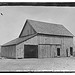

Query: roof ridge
[27,19,63,26]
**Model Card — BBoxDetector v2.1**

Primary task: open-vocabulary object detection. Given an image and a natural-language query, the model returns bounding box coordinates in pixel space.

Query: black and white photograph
[0,2,75,73]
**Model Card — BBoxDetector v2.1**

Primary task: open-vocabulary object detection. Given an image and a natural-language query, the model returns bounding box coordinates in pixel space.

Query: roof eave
[37,33,74,37]
[17,33,37,45]
[1,44,16,47]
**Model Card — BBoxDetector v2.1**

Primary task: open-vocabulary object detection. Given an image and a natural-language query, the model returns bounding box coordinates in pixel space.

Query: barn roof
[2,34,37,47]
[27,19,74,37]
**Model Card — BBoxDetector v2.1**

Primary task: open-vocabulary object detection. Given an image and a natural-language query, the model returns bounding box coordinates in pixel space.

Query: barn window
[70,47,73,55]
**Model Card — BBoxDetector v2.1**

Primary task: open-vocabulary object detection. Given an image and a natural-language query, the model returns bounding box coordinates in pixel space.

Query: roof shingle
[28,19,74,37]
[2,34,36,46]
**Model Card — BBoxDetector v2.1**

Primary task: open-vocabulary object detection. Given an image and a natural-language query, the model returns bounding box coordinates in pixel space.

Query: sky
[0,6,75,45]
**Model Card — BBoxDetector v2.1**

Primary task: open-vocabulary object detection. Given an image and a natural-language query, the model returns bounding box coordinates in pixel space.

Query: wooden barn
[1,19,74,58]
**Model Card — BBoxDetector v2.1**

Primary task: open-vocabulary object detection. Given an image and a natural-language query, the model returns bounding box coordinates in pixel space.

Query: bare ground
[0,57,75,72]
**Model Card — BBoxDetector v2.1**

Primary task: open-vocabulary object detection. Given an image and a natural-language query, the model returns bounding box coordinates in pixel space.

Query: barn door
[24,45,38,58]
[45,45,51,58]
[39,45,50,58]
[51,45,55,57]
[41,45,47,58]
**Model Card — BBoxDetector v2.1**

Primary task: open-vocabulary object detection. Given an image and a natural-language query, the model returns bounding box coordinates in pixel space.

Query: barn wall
[37,35,61,44]
[24,36,38,45]
[0,46,1,57]
[37,35,73,58]
[16,35,73,58]
[62,37,73,56]
[16,42,24,58]
[1,45,16,58]
[37,35,61,58]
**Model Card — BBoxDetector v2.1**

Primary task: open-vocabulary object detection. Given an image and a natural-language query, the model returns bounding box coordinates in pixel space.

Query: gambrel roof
[27,19,74,37]
[2,19,74,46]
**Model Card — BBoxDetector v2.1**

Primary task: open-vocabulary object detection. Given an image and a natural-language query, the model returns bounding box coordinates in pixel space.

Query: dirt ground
[0,57,75,72]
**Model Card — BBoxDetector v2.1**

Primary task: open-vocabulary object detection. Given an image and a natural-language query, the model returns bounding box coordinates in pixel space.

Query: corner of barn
[16,35,38,59]
[1,44,16,58]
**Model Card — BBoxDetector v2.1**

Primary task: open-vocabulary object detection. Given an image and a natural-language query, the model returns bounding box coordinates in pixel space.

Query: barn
[1,19,74,58]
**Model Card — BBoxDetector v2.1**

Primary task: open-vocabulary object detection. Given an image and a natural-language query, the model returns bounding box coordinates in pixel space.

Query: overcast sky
[0,6,75,45]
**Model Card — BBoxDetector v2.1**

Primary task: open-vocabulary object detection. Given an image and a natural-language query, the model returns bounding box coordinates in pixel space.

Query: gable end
[19,20,37,38]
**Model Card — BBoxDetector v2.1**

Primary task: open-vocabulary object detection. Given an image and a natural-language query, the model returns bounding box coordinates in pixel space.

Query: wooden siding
[16,42,24,58]
[1,45,16,58]
[38,45,61,58]
[20,22,36,37]
[24,36,38,45]
[16,35,74,58]
[37,35,73,58]
[37,35,61,44]
[38,45,50,58]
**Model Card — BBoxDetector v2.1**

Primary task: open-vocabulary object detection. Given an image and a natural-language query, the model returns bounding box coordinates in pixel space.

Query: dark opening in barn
[57,48,60,56]
[66,49,68,57]
[24,45,38,58]
[70,47,73,55]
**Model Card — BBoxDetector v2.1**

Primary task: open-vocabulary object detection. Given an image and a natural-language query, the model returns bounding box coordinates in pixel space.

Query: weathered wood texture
[1,45,16,58]
[24,36,38,45]
[16,42,24,58]
[16,35,74,58]
[20,22,36,37]
[37,35,73,58]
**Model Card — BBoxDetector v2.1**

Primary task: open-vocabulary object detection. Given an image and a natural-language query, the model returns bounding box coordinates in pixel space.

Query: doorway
[24,45,38,58]
[57,48,60,56]
[70,47,73,56]
[66,49,68,57]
